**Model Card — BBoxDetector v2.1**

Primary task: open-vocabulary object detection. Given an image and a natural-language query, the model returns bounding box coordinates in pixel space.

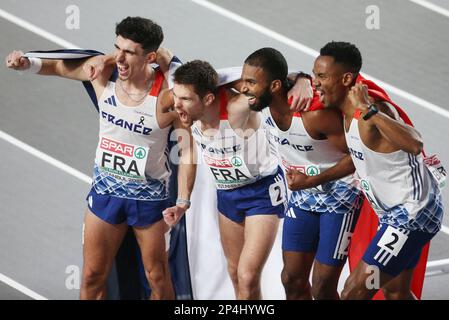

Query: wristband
[23,57,42,74]
[176,198,191,208]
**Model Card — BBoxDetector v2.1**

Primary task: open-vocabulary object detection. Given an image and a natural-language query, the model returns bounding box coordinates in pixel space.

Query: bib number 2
[269,180,286,206]
[377,226,408,256]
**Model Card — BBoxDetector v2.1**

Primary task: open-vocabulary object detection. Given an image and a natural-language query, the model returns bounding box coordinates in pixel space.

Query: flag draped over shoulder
[25,49,192,300]
[347,74,430,300]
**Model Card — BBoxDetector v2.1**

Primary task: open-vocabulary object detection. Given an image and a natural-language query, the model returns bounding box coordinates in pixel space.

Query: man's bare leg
[218,213,245,297]
[80,209,128,300]
[237,214,279,299]
[311,260,344,300]
[281,251,315,300]
[133,219,175,300]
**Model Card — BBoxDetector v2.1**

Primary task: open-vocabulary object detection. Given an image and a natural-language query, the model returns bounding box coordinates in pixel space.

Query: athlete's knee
[144,261,168,286]
[311,276,338,300]
[82,264,108,287]
[238,268,260,291]
[281,268,309,292]
[227,264,238,286]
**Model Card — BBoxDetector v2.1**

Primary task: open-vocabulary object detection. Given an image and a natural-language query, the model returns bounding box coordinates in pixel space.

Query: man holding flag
[310,41,444,299]
[5,16,195,300]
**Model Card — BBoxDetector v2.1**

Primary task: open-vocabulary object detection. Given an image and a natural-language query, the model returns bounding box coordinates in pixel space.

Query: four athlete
[5,15,445,301]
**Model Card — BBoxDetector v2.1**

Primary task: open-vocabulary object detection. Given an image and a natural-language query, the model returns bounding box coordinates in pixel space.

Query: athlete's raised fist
[5,50,30,70]
[348,83,372,112]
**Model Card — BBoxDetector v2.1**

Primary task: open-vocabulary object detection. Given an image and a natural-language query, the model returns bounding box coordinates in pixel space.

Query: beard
[248,88,273,111]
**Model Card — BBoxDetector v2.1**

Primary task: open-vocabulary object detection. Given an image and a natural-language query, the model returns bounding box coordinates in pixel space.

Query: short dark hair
[244,47,289,86]
[173,60,218,97]
[115,16,163,53]
[319,41,362,74]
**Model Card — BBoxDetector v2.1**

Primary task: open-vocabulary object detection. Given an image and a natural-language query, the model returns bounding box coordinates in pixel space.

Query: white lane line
[409,0,449,18]
[427,258,449,268]
[441,224,449,236]
[0,130,92,184]
[0,8,79,49]
[0,130,90,300]
[0,273,48,300]
[191,0,449,120]
[0,8,83,301]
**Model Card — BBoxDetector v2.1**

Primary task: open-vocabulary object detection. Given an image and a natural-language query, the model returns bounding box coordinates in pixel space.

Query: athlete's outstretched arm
[5,50,110,81]
[5,50,112,91]
[348,83,423,155]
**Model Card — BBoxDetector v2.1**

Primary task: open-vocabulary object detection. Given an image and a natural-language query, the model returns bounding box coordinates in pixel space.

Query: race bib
[337,231,353,256]
[203,154,254,189]
[377,226,408,256]
[96,137,149,183]
[424,154,446,190]
[269,179,287,206]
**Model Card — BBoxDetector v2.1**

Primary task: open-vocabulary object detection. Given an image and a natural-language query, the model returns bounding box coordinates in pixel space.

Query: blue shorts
[282,205,361,266]
[86,188,170,227]
[363,224,436,277]
[217,168,287,223]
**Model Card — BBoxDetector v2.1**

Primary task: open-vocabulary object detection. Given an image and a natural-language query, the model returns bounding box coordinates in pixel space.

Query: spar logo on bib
[98,137,149,181]
[306,165,319,176]
[231,156,243,167]
[134,147,147,159]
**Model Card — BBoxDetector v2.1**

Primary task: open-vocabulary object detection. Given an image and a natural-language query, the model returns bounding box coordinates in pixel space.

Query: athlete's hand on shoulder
[348,83,372,112]
[5,50,30,70]
[286,168,312,190]
[162,204,188,227]
[288,77,313,112]
[83,55,107,81]
[156,47,174,69]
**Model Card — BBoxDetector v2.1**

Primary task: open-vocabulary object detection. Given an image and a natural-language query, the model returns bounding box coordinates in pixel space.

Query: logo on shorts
[306,165,319,176]
[231,156,243,167]
[134,147,147,159]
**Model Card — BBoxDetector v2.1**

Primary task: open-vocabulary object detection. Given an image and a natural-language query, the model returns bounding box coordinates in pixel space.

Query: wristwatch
[362,103,379,120]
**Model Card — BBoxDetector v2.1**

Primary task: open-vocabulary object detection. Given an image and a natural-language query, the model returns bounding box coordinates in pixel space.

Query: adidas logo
[104,95,117,107]
[265,117,275,127]
[285,207,297,218]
